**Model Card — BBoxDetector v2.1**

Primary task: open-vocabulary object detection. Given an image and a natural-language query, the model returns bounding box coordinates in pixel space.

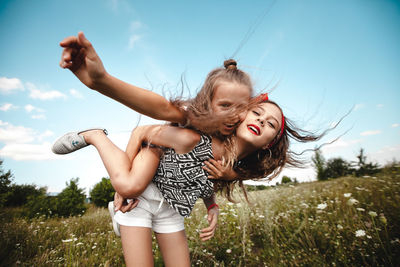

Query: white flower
[368,211,377,217]
[62,239,73,243]
[355,230,366,237]
[356,208,365,212]
[343,193,352,198]
[259,215,265,218]
[92,245,96,249]
[347,198,359,206]
[226,249,232,253]
[337,224,343,230]
[317,203,327,210]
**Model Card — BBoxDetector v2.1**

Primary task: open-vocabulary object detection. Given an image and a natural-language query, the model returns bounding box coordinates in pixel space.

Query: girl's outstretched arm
[60,32,186,124]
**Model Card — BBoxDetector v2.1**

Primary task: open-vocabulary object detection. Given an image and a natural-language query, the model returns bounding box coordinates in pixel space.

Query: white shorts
[114,183,185,233]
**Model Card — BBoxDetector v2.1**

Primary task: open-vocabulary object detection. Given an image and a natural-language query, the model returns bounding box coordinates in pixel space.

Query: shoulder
[174,128,201,153]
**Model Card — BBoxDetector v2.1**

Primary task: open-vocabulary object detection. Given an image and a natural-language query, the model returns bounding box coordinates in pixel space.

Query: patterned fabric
[152,134,214,217]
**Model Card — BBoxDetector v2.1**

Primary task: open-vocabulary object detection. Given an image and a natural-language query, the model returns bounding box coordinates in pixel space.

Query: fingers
[203,160,222,178]
[120,199,139,213]
[199,226,216,241]
[77,31,97,58]
[60,47,79,69]
[59,35,78,48]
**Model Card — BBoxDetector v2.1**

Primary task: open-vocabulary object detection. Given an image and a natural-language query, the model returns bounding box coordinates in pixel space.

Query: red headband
[255,93,285,148]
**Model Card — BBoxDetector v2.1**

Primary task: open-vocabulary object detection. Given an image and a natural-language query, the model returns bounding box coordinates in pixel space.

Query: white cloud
[0,123,35,144]
[69,88,83,99]
[0,142,55,161]
[0,121,56,160]
[321,138,362,153]
[27,82,66,100]
[392,123,399,128]
[24,104,44,113]
[31,114,46,120]
[360,130,382,136]
[128,34,141,49]
[0,77,24,93]
[130,21,142,31]
[354,103,365,111]
[0,103,16,111]
[370,144,400,165]
[376,104,384,109]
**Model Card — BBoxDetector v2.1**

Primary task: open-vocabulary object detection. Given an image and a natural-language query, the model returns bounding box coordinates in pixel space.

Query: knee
[116,179,147,199]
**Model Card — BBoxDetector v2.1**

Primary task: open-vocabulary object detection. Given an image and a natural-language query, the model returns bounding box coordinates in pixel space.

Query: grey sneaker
[108,201,120,236]
[52,128,107,154]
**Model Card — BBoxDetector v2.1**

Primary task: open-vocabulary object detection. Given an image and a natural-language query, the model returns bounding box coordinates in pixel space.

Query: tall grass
[1,169,399,266]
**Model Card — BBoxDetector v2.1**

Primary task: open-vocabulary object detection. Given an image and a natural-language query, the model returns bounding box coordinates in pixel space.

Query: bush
[0,159,13,207]
[90,177,115,208]
[6,184,47,207]
[24,194,58,218]
[24,178,87,218]
[325,158,352,178]
[57,178,87,217]
[281,176,292,184]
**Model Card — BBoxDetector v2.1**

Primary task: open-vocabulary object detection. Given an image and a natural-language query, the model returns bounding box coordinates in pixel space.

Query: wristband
[207,203,219,211]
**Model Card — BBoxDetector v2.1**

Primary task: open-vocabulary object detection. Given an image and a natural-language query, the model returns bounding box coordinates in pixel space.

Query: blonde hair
[172,59,253,136]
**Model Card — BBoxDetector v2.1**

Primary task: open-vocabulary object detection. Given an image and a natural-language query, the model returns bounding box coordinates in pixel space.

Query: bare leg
[80,130,161,198]
[155,230,191,267]
[120,226,154,267]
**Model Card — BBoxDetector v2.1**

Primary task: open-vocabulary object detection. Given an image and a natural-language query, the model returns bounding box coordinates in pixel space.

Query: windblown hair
[172,59,253,136]
[213,97,326,202]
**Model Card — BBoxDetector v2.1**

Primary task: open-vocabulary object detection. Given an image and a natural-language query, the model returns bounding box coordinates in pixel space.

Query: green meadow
[1,169,399,266]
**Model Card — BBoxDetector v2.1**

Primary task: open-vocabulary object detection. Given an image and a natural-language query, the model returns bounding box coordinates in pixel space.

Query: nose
[257,117,264,126]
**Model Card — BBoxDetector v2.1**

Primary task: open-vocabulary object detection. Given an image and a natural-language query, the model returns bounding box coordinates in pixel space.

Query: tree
[354,148,380,177]
[312,149,327,181]
[90,177,115,208]
[0,159,13,207]
[6,184,47,206]
[325,157,351,178]
[56,178,87,217]
[281,176,292,184]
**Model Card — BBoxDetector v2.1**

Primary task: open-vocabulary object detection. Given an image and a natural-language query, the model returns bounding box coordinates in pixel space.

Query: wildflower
[62,239,73,243]
[356,208,365,212]
[259,215,265,218]
[317,203,327,210]
[355,230,366,237]
[368,211,377,217]
[379,215,387,225]
[92,245,96,249]
[337,224,343,230]
[347,198,359,206]
[76,242,83,246]
[343,193,351,198]
[300,203,309,208]
[226,249,232,253]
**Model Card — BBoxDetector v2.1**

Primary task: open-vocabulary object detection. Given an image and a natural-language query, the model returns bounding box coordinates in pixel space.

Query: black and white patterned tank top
[152,134,214,217]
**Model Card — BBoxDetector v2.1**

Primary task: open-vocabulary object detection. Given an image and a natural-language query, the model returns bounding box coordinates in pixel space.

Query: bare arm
[200,194,219,241]
[60,32,186,124]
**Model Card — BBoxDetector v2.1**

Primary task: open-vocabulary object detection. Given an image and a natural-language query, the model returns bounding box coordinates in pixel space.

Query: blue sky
[1,0,399,194]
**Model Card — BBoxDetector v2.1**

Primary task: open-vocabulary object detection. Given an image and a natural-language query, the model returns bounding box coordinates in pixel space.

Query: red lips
[247,124,260,135]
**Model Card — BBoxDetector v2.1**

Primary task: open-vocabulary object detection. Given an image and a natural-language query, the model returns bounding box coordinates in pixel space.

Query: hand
[113,192,139,213]
[199,206,219,241]
[203,159,238,181]
[59,32,107,89]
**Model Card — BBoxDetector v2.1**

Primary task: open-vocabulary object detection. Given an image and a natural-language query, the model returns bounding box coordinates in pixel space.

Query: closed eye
[268,121,276,129]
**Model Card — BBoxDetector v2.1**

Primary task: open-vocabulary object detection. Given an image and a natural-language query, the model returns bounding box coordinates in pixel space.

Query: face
[210,80,251,135]
[236,102,282,150]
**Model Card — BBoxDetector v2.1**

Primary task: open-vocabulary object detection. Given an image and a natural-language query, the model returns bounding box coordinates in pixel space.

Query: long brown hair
[213,97,325,202]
